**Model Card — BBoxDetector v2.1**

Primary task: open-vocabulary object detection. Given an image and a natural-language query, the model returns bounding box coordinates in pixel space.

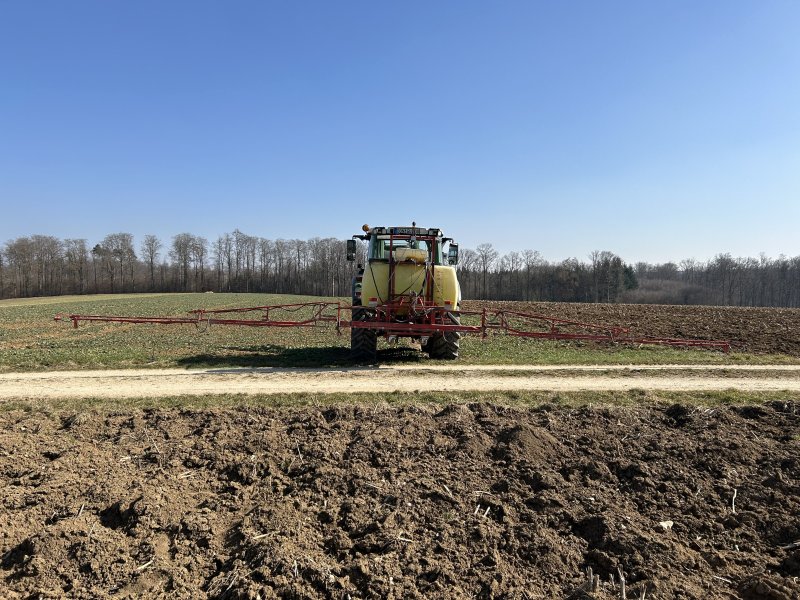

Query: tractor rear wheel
[427,313,461,360]
[350,307,378,362]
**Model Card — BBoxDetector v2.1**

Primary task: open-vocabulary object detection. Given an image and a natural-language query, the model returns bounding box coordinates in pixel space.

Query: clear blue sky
[1,1,798,263]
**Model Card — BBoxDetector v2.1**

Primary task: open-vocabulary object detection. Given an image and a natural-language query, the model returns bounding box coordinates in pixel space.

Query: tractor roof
[365,226,443,237]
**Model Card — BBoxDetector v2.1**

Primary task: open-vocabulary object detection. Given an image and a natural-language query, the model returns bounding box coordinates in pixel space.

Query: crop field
[2,292,800,373]
[2,293,800,599]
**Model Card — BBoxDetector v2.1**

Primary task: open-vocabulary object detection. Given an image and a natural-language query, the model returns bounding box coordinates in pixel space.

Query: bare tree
[191,236,208,290]
[100,233,136,292]
[522,249,543,301]
[64,239,89,294]
[141,235,162,291]
[475,243,498,299]
[456,248,478,298]
[6,238,34,296]
[170,233,194,291]
[258,238,273,291]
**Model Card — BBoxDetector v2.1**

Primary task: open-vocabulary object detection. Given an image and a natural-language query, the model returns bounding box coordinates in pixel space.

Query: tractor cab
[347,224,459,267]
[369,235,436,263]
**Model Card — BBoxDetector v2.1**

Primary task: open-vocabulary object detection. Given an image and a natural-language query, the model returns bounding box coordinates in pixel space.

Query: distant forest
[2,231,799,307]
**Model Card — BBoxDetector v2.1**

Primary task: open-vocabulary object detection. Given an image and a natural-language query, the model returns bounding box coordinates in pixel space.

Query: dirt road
[2,364,800,399]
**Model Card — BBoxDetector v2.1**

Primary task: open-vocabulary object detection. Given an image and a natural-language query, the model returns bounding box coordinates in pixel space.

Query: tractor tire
[427,313,461,360]
[350,307,378,362]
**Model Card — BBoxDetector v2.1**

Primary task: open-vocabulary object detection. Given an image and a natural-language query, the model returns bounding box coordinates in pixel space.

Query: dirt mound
[463,300,800,355]
[2,401,800,598]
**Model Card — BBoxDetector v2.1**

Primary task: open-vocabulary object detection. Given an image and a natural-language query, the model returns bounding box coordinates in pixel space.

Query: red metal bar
[388,230,395,307]
[349,322,482,335]
[478,309,629,336]
[56,301,731,352]
[426,236,434,304]
[55,314,202,327]
[187,301,340,316]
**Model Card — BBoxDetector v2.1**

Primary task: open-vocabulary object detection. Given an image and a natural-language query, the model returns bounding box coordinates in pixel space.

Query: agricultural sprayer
[55,224,730,359]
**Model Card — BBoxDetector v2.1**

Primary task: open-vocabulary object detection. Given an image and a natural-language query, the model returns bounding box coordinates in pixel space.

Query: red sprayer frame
[55,301,731,352]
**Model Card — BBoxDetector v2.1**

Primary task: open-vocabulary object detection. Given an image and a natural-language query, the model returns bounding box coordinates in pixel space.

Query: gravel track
[2,364,800,399]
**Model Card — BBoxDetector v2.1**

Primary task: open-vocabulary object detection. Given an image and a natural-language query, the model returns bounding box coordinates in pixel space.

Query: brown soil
[2,402,799,599]
[462,301,800,356]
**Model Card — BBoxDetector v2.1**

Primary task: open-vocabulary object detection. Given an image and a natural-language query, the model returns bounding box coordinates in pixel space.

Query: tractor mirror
[346,239,357,261]
[447,243,459,265]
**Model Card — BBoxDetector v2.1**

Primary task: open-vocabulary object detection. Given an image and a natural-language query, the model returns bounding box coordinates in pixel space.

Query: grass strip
[2,389,796,416]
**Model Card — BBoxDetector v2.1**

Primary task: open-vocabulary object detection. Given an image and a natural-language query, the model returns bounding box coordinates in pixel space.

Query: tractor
[345,223,462,361]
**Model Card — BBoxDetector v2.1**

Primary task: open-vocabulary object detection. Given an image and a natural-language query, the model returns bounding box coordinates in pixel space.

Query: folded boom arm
[55,300,730,352]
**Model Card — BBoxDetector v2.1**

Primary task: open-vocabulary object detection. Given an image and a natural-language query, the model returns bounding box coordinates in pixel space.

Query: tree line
[0,232,359,300]
[1,232,799,307]
[457,246,800,307]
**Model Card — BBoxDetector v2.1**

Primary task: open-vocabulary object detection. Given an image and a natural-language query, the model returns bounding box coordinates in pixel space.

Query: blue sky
[1,1,798,263]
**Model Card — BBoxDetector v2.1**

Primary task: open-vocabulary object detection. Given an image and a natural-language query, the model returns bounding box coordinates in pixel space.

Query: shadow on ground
[176,344,428,369]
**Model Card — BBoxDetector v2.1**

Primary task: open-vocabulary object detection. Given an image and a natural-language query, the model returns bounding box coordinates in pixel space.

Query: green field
[1,292,796,373]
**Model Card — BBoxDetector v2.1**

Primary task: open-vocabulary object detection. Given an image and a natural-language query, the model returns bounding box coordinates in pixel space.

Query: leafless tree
[100,233,136,292]
[141,235,162,291]
[476,243,498,299]
[191,236,208,290]
[64,239,89,294]
[170,233,194,291]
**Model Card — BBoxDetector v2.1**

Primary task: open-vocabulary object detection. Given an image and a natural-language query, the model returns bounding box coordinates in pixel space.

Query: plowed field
[2,402,799,599]
[463,301,800,356]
